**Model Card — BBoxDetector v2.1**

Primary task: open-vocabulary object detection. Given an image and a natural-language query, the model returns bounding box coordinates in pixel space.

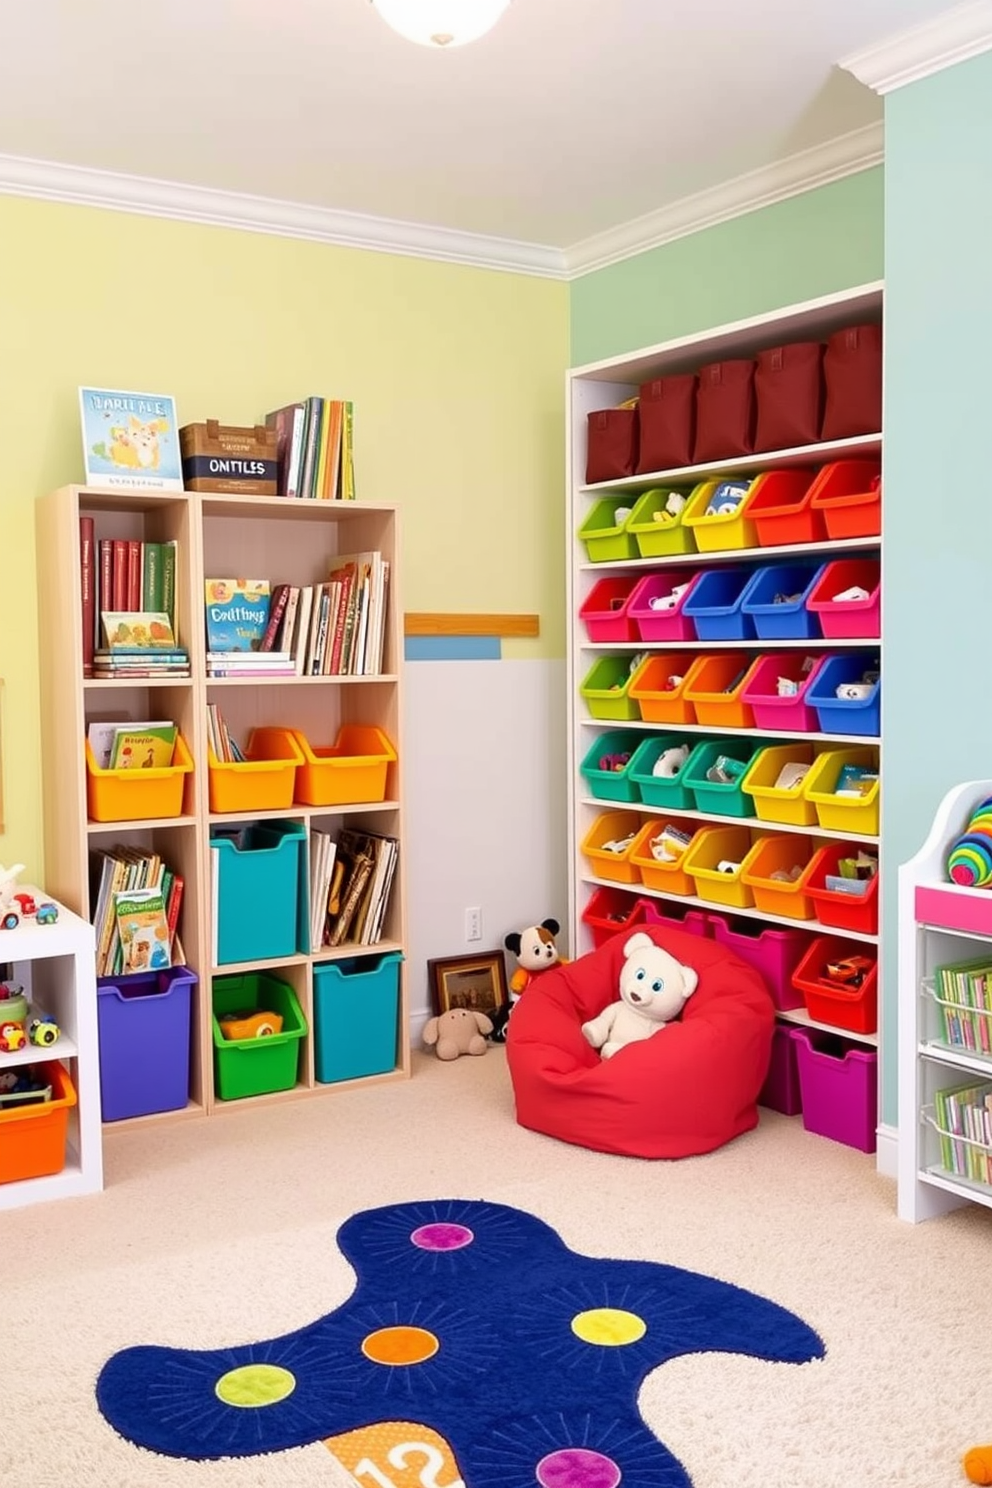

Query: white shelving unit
[0,889,103,1210]
[898,779,992,1221]
[566,283,885,1124]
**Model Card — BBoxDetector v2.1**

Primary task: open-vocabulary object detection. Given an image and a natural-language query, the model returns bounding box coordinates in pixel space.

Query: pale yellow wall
[0,196,569,877]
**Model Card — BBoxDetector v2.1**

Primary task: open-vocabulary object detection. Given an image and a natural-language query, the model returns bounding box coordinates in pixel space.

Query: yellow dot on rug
[362,1325,440,1366]
[215,1363,296,1408]
[571,1308,647,1346]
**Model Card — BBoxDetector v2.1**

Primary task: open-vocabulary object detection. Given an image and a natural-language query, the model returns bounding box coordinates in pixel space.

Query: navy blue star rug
[96,1198,824,1485]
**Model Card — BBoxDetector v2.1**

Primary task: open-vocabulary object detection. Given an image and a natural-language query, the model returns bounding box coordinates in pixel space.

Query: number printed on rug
[325,1421,464,1488]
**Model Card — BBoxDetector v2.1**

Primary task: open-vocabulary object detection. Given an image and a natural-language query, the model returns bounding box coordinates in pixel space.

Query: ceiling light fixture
[370,0,512,48]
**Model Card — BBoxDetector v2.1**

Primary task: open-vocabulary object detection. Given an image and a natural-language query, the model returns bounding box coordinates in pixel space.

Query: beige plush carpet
[5,1047,991,1488]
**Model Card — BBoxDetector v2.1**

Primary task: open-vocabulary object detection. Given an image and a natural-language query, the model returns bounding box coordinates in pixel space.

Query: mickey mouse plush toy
[490,918,567,1044]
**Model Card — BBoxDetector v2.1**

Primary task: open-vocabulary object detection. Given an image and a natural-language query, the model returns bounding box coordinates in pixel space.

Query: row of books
[204,553,389,676]
[79,517,179,676]
[311,826,398,949]
[931,956,992,1056]
[90,847,184,978]
[265,396,355,501]
[206,704,244,763]
[934,1078,992,1185]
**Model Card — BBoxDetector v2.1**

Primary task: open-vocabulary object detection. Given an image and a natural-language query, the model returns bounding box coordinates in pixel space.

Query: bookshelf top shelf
[201,495,398,521]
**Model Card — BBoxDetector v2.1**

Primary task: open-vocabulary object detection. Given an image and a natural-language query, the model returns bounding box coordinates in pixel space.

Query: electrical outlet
[465,906,482,942]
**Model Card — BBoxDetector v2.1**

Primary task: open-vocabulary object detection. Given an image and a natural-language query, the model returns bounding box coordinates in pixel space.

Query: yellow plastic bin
[682,478,759,553]
[577,498,639,563]
[628,652,703,724]
[253,725,396,807]
[684,824,756,908]
[580,810,642,884]
[629,819,697,896]
[207,729,304,814]
[741,834,816,920]
[627,487,697,558]
[86,734,194,823]
[741,743,819,826]
[579,655,642,721]
[802,747,880,836]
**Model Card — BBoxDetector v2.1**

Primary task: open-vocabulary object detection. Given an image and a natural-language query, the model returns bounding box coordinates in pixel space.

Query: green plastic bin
[627,487,696,558]
[627,735,698,809]
[579,655,642,721]
[577,498,639,562]
[212,972,306,1100]
[579,730,646,802]
[683,739,762,817]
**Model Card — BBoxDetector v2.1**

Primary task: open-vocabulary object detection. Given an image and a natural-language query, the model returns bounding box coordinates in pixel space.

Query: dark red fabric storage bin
[821,323,883,440]
[636,373,696,473]
[586,406,638,484]
[693,358,756,463]
[754,341,825,452]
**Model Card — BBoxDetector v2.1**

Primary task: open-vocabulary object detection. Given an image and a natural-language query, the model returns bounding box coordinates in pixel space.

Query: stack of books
[89,846,184,977]
[79,515,180,677]
[264,396,355,500]
[96,609,190,679]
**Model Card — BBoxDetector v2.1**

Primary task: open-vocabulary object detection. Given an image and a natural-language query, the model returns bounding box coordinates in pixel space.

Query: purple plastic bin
[627,570,702,643]
[709,913,809,1010]
[790,1028,877,1152]
[740,653,827,733]
[760,1025,803,1115]
[97,965,195,1121]
[640,900,712,938]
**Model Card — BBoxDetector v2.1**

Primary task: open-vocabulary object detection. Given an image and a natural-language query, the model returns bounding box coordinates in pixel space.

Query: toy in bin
[219,1009,284,1040]
[947,797,992,888]
[823,955,874,989]
[705,480,751,517]
[0,1067,52,1109]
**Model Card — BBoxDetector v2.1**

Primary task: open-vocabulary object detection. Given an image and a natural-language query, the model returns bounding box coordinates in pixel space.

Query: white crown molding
[0,151,568,279]
[841,0,992,95]
[563,122,884,280]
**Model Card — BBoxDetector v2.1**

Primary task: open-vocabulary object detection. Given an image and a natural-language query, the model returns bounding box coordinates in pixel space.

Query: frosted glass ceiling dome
[369,0,512,48]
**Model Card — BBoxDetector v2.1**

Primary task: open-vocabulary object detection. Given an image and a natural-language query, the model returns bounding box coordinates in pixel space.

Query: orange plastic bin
[808,460,882,540]
[207,730,303,814]
[630,819,698,896]
[0,1062,76,1184]
[746,468,822,547]
[86,734,194,823]
[683,653,759,728]
[629,652,705,724]
[741,834,816,920]
[255,725,397,807]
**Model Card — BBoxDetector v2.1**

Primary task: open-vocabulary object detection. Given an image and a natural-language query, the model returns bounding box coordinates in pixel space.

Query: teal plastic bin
[580,730,645,803]
[313,952,403,1083]
[627,734,698,809]
[211,820,306,965]
[683,739,761,817]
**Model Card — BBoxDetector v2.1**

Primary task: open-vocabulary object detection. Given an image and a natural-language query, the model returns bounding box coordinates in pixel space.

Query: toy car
[29,1017,60,1047]
[0,910,19,931]
[13,893,37,917]
[36,903,58,925]
[0,1021,27,1053]
[823,955,874,989]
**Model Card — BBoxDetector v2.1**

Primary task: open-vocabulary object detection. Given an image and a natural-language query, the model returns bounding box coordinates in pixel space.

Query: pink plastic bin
[740,653,826,733]
[709,913,811,1010]
[641,900,712,938]
[790,1028,877,1152]
[627,570,702,643]
[805,559,880,640]
[578,576,641,643]
[760,1026,803,1115]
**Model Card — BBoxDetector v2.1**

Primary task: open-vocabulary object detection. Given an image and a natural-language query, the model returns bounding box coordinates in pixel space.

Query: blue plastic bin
[682,566,757,640]
[97,966,196,1121]
[212,820,306,964]
[313,952,403,1083]
[806,652,881,737]
[740,562,826,640]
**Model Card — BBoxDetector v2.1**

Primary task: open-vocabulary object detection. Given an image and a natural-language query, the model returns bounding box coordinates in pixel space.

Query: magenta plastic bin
[760,1025,803,1116]
[740,653,827,733]
[790,1028,877,1152]
[578,576,641,643]
[640,900,712,938]
[805,559,880,640]
[709,913,810,1010]
[627,569,702,643]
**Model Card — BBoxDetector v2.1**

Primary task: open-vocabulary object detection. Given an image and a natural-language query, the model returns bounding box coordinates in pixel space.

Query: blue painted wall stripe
[404,636,502,662]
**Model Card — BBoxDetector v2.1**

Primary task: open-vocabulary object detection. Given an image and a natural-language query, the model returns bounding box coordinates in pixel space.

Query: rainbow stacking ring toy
[948,797,992,887]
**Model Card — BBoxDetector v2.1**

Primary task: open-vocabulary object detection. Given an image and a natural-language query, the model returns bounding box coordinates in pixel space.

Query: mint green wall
[881,50,992,1124]
[570,168,883,364]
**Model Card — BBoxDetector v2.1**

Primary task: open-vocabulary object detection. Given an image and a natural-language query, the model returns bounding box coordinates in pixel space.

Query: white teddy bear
[581,931,698,1060]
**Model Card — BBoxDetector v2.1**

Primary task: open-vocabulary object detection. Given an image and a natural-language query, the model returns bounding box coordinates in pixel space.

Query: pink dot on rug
[535,1448,622,1488]
[410,1223,474,1251]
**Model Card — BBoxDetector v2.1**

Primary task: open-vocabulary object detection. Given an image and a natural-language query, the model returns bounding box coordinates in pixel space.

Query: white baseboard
[875,1122,898,1179]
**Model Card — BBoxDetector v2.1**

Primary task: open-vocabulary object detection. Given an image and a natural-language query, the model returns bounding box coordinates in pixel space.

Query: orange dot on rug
[362,1326,440,1366]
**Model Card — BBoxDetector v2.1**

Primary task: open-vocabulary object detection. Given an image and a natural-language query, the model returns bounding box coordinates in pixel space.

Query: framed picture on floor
[428,950,509,1020]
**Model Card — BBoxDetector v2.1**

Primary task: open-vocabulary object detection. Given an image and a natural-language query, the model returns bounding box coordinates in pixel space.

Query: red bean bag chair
[506,922,774,1159]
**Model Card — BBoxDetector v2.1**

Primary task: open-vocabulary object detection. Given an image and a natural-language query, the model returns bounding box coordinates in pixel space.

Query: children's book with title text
[79,388,183,490]
[114,887,172,974]
[204,579,270,652]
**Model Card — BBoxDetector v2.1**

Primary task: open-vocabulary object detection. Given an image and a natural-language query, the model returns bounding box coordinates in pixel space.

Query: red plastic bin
[579,576,641,642]
[581,886,648,948]
[627,570,702,642]
[740,653,826,733]
[808,460,881,540]
[746,468,823,547]
[805,844,879,935]
[805,559,880,640]
[791,934,878,1035]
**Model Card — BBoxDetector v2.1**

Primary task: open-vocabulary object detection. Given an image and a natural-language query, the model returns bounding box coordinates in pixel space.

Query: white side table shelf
[0,890,103,1210]
[898,781,992,1222]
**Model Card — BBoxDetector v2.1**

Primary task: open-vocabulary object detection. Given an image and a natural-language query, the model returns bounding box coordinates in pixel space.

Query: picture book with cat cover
[79,388,183,491]
[204,579,270,652]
